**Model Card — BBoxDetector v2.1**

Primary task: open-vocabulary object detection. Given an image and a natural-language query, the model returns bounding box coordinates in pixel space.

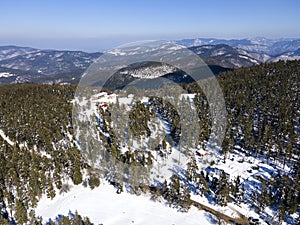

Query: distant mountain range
[0,46,102,84]
[174,37,300,55]
[0,37,299,84]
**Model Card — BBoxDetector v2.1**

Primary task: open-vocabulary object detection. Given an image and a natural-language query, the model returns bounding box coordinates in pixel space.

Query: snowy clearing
[36,182,215,225]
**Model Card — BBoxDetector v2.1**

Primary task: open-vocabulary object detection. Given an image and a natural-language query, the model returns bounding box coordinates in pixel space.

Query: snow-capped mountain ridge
[0,50,101,75]
[174,37,300,55]
[0,45,38,61]
[0,38,300,84]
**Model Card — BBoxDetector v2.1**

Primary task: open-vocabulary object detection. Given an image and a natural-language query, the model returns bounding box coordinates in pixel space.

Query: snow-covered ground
[69,91,297,225]
[204,145,294,225]
[0,129,14,146]
[0,72,15,78]
[36,181,216,225]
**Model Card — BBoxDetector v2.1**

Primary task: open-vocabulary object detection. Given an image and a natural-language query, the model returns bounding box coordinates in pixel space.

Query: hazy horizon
[1,35,300,53]
[1,0,300,52]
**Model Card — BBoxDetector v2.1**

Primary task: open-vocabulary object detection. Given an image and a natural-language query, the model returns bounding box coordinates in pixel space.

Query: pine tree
[232,176,240,199]
[162,137,167,150]
[147,151,153,166]
[89,175,100,189]
[186,157,198,183]
[85,217,93,225]
[167,175,180,205]
[46,175,56,199]
[161,179,168,197]
[278,203,286,222]
[178,183,191,211]
[216,171,230,206]
[14,199,28,225]
[72,157,83,185]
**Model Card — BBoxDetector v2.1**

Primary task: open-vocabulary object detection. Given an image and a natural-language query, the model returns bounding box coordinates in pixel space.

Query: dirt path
[191,200,250,225]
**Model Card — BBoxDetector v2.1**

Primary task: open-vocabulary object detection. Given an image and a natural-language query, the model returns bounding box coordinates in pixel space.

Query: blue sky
[0,0,299,51]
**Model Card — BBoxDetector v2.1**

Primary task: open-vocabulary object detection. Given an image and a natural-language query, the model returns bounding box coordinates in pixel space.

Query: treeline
[0,84,96,224]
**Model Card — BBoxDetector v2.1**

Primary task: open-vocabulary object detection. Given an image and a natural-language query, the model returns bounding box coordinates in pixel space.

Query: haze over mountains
[0,37,299,84]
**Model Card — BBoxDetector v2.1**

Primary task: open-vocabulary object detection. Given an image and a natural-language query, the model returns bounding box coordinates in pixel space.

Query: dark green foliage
[14,199,28,225]
[196,171,209,195]
[0,84,75,148]
[0,84,86,223]
[215,60,300,216]
[217,60,299,164]
[129,101,151,137]
[148,97,182,145]
[256,169,300,221]
[53,210,94,225]
[71,150,83,185]
[163,175,191,211]
[185,157,199,183]
[215,171,230,206]
[88,174,100,189]
[0,217,11,225]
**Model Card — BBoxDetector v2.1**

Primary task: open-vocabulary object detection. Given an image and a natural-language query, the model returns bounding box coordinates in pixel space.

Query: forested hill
[0,60,299,224]
[218,59,299,151]
[217,59,299,165]
[217,60,300,214]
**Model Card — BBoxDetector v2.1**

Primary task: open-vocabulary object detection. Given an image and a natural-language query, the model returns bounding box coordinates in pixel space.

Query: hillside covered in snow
[0,60,299,225]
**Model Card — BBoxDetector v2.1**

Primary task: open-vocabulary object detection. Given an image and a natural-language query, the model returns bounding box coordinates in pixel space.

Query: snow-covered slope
[0,50,101,75]
[270,47,300,62]
[175,37,300,55]
[189,44,266,68]
[0,45,38,61]
[36,182,215,225]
